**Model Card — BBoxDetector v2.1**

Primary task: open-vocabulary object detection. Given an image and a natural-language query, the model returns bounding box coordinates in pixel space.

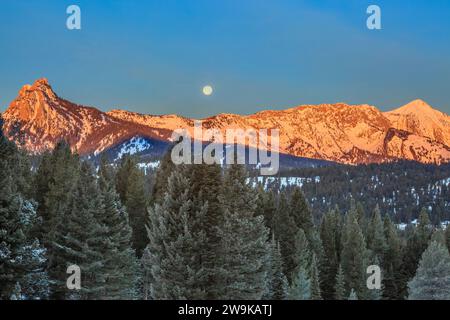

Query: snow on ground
[250,176,320,189]
[116,137,153,159]
[138,161,160,174]
[396,220,449,231]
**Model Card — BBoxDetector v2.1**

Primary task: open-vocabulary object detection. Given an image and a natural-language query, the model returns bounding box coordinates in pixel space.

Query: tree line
[1,122,450,300]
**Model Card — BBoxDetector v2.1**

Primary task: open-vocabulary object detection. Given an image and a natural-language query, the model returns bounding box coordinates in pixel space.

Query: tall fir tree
[382,214,402,300]
[288,229,311,300]
[96,158,140,299]
[334,264,346,300]
[366,205,387,264]
[47,162,106,299]
[187,162,224,297]
[0,121,48,299]
[310,253,322,300]
[146,165,209,299]
[445,223,450,253]
[150,144,176,204]
[264,238,288,300]
[116,155,149,257]
[0,163,48,299]
[398,209,432,299]
[408,241,450,300]
[273,192,298,282]
[216,164,270,299]
[319,209,341,299]
[288,266,310,300]
[255,186,277,232]
[289,187,324,279]
[341,207,367,299]
[34,141,80,238]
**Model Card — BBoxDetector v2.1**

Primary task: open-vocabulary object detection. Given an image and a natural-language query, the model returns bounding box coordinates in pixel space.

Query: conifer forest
[2,122,450,301]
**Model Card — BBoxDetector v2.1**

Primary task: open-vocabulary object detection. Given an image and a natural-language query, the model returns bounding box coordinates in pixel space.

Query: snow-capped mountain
[2,78,450,165]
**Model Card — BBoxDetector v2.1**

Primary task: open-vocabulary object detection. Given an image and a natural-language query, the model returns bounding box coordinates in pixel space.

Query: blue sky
[0,0,449,117]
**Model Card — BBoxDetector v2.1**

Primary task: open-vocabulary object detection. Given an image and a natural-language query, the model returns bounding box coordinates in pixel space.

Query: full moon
[202,85,213,96]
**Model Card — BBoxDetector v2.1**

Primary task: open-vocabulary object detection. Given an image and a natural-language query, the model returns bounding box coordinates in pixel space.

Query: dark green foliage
[273,187,323,285]
[382,215,402,299]
[366,205,387,264]
[288,266,310,300]
[4,116,450,300]
[319,209,341,299]
[408,241,450,300]
[273,193,297,282]
[264,238,288,300]
[276,161,450,223]
[116,155,148,257]
[47,162,106,299]
[446,224,450,253]
[0,122,48,299]
[334,264,346,300]
[310,254,322,300]
[150,145,176,204]
[255,185,277,231]
[146,165,209,299]
[34,141,80,237]
[398,209,432,299]
[216,164,270,299]
[341,207,367,299]
[96,159,140,299]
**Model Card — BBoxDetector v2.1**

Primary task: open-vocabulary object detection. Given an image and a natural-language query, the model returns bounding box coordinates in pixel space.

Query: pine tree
[399,210,432,299]
[255,186,277,231]
[10,282,22,300]
[366,205,387,264]
[408,241,450,300]
[446,224,450,253]
[289,187,324,281]
[417,208,432,245]
[288,266,310,300]
[293,229,310,269]
[319,209,340,299]
[341,207,367,299]
[96,159,140,299]
[34,141,80,237]
[430,229,446,246]
[146,166,208,299]
[382,215,402,300]
[216,164,270,299]
[187,162,224,298]
[150,145,176,204]
[266,239,288,300]
[334,264,346,300]
[288,228,311,300]
[0,186,49,300]
[46,162,107,299]
[273,192,297,282]
[310,253,322,300]
[0,123,48,300]
[289,187,314,232]
[116,155,149,257]
[348,289,358,300]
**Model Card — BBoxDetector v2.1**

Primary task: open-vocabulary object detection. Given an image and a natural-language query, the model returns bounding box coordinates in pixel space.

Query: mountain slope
[2,79,172,155]
[2,79,450,165]
[386,99,450,147]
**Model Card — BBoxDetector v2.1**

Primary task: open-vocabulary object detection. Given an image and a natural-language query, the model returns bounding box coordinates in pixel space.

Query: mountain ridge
[2,78,450,165]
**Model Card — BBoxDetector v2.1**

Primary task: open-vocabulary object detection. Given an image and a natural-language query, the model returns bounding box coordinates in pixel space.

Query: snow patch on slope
[117,137,153,159]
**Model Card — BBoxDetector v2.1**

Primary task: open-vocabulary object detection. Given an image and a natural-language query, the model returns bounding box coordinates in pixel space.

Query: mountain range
[2,78,450,166]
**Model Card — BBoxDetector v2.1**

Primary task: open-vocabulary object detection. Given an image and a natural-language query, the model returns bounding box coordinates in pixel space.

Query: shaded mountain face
[2,78,450,165]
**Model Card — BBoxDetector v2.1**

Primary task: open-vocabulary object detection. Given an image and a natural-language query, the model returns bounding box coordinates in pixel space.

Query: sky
[0,0,449,117]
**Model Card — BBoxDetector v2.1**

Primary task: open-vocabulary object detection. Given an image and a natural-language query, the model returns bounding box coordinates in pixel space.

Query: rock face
[2,78,450,165]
